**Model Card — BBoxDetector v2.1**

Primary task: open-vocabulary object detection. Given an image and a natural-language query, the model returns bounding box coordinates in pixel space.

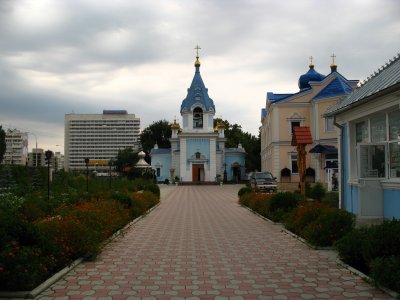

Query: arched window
[193,107,203,128]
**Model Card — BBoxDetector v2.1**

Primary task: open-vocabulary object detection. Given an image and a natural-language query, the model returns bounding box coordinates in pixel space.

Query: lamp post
[84,158,90,192]
[45,150,53,201]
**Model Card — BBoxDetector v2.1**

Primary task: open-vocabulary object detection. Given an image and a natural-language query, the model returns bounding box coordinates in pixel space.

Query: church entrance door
[192,164,204,182]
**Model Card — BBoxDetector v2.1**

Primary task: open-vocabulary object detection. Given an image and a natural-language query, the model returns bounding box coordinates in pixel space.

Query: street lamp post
[84,158,90,192]
[45,150,53,201]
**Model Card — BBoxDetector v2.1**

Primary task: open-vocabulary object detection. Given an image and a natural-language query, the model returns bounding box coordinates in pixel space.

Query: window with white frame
[325,116,335,132]
[290,153,298,174]
[354,109,400,179]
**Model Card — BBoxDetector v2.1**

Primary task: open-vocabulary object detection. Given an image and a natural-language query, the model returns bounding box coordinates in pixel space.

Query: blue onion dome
[298,64,325,89]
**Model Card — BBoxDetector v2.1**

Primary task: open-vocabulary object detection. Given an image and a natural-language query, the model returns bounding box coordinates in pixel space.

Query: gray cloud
[1,0,400,152]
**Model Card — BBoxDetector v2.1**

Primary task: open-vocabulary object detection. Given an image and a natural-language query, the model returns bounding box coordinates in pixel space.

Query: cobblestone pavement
[36,185,393,299]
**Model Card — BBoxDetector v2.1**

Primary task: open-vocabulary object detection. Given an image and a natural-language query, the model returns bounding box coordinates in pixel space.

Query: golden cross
[331,53,336,65]
[309,55,313,65]
[195,45,201,57]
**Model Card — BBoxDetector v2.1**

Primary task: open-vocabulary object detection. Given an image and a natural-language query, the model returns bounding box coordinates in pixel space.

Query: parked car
[250,172,278,193]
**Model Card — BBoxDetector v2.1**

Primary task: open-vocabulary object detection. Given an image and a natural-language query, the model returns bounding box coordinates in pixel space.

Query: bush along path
[0,177,160,294]
[238,186,400,296]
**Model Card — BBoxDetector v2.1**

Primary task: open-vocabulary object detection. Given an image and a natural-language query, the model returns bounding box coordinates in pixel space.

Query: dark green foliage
[214,118,261,172]
[301,208,355,247]
[139,120,172,154]
[114,148,139,173]
[361,220,400,264]
[308,182,326,200]
[335,228,370,274]
[268,192,301,213]
[321,192,339,208]
[370,256,400,292]
[335,219,400,293]
[238,186,252,197]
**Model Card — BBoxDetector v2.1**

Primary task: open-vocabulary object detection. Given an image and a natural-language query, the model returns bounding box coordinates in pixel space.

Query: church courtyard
[35,185,392,299]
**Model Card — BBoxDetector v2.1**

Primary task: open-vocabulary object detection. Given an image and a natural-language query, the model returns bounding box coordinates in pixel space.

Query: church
[150,49,246,184]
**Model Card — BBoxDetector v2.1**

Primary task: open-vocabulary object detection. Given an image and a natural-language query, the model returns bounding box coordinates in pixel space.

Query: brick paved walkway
[36,185,393,299]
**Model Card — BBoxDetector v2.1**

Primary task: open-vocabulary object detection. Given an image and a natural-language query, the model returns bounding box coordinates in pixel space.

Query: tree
[0,126,6,164]
[214,118,261,172]
[140,120,171,154]
[114,148,139,173]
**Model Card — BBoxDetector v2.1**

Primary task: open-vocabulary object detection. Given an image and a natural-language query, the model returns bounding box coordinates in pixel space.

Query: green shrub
[238,191,255,207]
[268,192,301,214]
[248,193,273,216]
[309,182,326,200]
[335,227,369,274]
[370,256,400,293]
[238,186,252,197]
[361,219,400,263]
[144,183,160,198]
[321,192,339,208]
[302,208,355,247]
[0,243,53,291]
[0,193,25,213]
[284,202,325,235]
[112,191,132,208]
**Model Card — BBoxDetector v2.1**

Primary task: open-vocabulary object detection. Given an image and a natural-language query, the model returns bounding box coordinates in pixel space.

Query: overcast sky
[1,0,399,153]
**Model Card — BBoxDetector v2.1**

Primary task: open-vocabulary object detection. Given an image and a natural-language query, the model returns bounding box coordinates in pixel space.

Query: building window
[156,168,160,177]
[359,144,386,178]
[325,116,335,132]
[370,115,386,142]
[290,153,298,174]
[193,107,203,128]
[354,108,400,179]
[291,121,300,134]
[356,121,369,143]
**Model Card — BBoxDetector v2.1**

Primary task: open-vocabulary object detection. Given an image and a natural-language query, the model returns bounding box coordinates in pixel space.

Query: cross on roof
[309,55,314,65]
[195,45,201,57]
[331,53,336,65]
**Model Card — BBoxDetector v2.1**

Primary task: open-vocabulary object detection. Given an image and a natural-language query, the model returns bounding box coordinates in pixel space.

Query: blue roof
[261,108,267,118]
[298,65,325,89]
[313,75,353,100]
[325,53,400,116]
[267,92,295,103]
[180,61,216,113]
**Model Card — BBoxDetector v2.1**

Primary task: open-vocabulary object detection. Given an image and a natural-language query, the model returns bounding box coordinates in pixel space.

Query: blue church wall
[225,154,246,181]
[186,139,210,170]
[384,189,400,220]
[152,154,171,183]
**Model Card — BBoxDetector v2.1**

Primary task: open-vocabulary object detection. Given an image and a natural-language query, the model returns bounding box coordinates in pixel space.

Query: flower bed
[238,188,399,294]
[0,178,160,292]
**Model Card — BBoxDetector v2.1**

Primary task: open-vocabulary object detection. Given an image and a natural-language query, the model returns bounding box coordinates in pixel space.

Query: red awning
[291,126,313,145]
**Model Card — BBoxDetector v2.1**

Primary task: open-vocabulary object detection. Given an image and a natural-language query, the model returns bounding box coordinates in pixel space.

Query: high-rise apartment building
[27,148,45,167]
[3,129,28,165]
[64,110,140,171]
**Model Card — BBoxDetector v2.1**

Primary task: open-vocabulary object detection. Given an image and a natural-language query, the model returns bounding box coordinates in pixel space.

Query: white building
[64,110,140,171]
[27,148,45,167]
[3,129,28,165]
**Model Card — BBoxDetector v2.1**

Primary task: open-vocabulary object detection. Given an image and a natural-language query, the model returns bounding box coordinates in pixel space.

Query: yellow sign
[88,160,109,165]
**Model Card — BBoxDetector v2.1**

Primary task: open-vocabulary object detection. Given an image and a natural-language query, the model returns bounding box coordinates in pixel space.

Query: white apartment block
[3,129,28,165]
[64,110,140,171]
[27,148,45,167]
